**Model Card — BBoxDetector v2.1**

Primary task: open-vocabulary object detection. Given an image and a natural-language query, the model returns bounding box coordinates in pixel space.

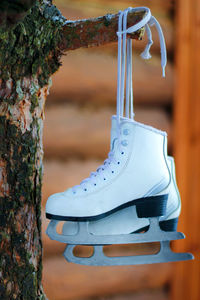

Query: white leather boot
[46,118,170,220]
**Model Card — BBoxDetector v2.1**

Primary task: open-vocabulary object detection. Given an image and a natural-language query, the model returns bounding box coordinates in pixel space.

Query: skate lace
[72,148,120,193]
[71,7,167,194]
[116,7,167,138]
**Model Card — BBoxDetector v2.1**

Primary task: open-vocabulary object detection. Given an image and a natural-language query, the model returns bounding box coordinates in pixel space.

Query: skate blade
[46,218,185,245]
[63,242,194,266]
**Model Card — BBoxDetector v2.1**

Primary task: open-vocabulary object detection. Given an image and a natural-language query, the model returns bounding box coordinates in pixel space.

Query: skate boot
[60,119,181,237]
[47,116,181,239]
[45,7,193,265]
[46,118,193,265]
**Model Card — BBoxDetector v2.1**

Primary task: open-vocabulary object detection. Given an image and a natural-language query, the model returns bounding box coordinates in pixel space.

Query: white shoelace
[116,7,167,123]
[71,7,167,194]
[72,150,122,193]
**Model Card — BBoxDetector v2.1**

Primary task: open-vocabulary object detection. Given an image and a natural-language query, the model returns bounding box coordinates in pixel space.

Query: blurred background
[41,1,199,299]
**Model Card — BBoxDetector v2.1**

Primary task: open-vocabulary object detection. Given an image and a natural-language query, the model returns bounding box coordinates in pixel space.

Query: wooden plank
[55,0,174,15]
[171,0,200,299]
[42,256,172,300]
[43,105,172,160]
[94,290,168,300]
[48,50,173,106]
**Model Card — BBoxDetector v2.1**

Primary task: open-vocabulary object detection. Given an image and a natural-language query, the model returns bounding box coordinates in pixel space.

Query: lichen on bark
[0,0,65,90]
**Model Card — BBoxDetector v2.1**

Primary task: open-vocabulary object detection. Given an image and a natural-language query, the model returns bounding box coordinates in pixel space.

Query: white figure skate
[46,7,193,265]
[46,119,193,265]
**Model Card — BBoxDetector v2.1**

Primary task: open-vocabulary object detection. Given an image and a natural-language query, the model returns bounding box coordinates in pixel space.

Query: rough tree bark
[0,1,145,299]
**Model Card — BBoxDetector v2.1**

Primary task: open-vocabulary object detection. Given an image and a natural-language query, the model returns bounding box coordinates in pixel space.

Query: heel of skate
[136,194,168,218]
[160,218,178,232]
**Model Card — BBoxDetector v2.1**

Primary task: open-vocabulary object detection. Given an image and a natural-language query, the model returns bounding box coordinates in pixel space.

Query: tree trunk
[0,1,64,298]
[0,79,49,299]
[0,1,145,298]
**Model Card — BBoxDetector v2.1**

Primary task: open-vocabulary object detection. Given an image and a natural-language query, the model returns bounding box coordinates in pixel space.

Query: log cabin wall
[41,1,197,299]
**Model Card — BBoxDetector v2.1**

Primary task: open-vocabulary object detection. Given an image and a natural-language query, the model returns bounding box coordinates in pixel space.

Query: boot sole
[46,194,168,221]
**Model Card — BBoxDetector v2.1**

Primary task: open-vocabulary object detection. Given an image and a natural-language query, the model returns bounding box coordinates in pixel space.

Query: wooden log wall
[42,1,175,299]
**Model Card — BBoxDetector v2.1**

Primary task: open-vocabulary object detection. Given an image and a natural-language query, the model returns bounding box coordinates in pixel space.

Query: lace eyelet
[123,129,130,135]
[104,178,106,180]
[112,171,114,173]
[94,183,97,186]
[121,140,128,147]
[117,161,120,164]
[84,188,87,191]
[121,152,124,155]
[73,191,76,194]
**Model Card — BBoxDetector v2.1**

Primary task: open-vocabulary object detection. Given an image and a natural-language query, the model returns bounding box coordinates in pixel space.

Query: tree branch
[59,9,147,52]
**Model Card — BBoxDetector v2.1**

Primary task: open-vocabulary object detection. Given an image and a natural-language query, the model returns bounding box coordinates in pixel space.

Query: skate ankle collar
[112,115,167,136]
[131,120,167,136]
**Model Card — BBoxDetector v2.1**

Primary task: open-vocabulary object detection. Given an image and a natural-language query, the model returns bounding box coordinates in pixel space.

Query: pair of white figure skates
[46,7,193,265]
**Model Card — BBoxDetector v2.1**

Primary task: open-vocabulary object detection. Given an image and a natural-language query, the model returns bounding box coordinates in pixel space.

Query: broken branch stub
[60,9,147,52]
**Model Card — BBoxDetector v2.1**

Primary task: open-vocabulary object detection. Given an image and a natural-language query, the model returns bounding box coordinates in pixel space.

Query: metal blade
[46,218,185,245]
[63,242,194,266]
